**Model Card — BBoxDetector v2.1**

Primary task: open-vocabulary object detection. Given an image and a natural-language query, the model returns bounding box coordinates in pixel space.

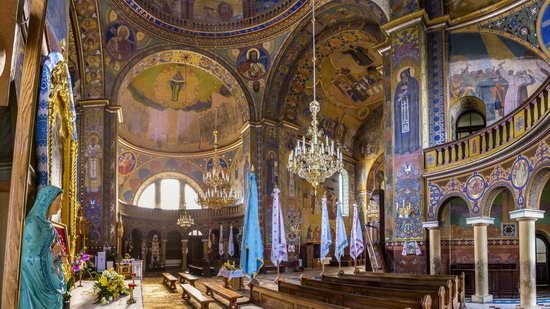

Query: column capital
[422,221,440,229]
[510,209,544,221]
[466,216,495,226]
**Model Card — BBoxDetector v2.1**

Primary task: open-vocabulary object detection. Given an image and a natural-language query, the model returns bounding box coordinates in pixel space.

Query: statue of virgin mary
[19,185,67,309]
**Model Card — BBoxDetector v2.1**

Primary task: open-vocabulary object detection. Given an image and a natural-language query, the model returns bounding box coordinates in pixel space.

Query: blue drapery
[240,172,264,278]
[19,186,67,309]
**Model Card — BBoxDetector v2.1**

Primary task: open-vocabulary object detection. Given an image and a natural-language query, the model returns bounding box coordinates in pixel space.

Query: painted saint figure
[85,134,102,193]
[240,49,266,80]
[394,68,420,155]
[169,71,185,102]
[496,64,535,115]
[19,186,66,309]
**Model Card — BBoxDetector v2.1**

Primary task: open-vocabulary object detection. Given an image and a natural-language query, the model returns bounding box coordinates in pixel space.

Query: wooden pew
[323,274,451,309]
[278,280,432,309]
[351,272,464,309]
[181,283,214,309]
[250,285,345,309]
[203,282,242,309]
[178,272,199,286]
[300,276,448,309]
[162,272,177,291]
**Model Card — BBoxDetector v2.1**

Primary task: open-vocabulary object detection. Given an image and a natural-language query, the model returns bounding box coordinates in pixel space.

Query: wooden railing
[424,77,550,172]
[119,202,244,220]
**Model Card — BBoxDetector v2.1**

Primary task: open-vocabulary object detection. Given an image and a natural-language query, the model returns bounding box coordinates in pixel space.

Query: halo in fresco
[105,22,136,61]
[118,151,137,176]
[237,46,269,81]
[466,174,485,200]
[117,50,249,153]
[537,0,550,58]
[511,156,530,189]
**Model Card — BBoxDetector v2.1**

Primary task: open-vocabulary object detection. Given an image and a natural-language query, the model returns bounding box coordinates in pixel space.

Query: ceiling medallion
[287,0,343,194]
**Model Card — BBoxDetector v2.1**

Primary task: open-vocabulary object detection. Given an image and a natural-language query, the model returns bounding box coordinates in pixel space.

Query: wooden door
[536,235,549,285]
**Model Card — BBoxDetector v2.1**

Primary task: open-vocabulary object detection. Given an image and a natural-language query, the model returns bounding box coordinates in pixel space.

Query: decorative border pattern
[427,31,445,146]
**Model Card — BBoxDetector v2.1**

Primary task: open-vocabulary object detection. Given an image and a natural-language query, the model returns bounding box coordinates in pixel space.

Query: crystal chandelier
[177,211,194,228]
[202,129,230,188]
[197,186,238,209]
[287,0,343,193]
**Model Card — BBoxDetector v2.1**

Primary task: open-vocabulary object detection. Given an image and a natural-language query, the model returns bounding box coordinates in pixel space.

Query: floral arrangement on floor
[222,261,239,271]
[93,268,128,304]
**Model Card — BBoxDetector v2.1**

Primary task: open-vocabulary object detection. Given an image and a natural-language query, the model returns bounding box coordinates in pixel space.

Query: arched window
[136,178,201,209]
[188,230,203,236]
[456,110,486,139]
[339,169,349,217]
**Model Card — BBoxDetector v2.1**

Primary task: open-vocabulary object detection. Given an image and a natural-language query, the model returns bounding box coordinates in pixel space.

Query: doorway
[536,234,549,285]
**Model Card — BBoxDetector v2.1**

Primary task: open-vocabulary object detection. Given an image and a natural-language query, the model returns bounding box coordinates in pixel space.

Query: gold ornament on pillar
[286,0,343,194]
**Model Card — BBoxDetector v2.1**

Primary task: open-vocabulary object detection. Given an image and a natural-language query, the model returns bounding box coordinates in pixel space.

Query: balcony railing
[119,202,244,220]
[424,77,550,172]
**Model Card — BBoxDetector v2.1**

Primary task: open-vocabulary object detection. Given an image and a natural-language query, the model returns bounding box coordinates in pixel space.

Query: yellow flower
[99,277,108,286]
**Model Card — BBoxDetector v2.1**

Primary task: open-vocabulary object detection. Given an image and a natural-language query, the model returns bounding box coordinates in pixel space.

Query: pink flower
[72,265,81,272]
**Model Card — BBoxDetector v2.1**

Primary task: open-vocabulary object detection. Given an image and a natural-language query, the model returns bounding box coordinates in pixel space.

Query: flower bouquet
[222,260,238,271]
[93,268,128,304]
[63,249,93,303]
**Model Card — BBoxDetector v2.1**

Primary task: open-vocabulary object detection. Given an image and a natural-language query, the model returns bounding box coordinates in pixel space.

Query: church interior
[2,0,550,308]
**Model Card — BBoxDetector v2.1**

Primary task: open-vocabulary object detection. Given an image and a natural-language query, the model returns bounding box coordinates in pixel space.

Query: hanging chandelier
[202,128,230,188]
[287,0,343,193]
[177,211,194,228]
[197,186,238,209]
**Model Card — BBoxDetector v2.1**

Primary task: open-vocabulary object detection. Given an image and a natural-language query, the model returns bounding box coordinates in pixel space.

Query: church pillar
[423,221,441,275]
[202,238,210,261]
[380,10,429,272]
[466,217,494,303]
[161,239,167,267]
[141,241,147,274]
[181,239,189,271]
[510,209,544,309]
[154,180,161,209]
[179,180,186,209]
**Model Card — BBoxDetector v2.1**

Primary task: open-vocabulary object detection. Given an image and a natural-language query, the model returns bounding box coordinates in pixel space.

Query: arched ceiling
[110,0,311,46]
[116,50,249,153]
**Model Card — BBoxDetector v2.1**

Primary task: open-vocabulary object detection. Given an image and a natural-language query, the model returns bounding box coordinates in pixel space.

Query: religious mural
[538,1,550,58]
[105,22,136,62]
[284,29,384,153]
[448,32,550,125]
[444,0,501,19]
[45,0,69,53]
[117,50,249,153]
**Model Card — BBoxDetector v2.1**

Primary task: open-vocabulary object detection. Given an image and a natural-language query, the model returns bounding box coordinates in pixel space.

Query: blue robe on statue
[19,186,66,309]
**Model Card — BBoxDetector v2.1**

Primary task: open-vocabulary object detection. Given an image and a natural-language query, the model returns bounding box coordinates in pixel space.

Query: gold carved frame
[47,54,79,257]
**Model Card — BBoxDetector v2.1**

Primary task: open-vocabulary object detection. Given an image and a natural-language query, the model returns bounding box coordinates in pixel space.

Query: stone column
[202,239,210,261]
[510,209,545,309]
[141,242,148,274]
[181,240,189,271]
[423,221,441,275]
[179,180,186,209]
[161,239,167,267]
[466,217,494,303]
[155,181,161,209]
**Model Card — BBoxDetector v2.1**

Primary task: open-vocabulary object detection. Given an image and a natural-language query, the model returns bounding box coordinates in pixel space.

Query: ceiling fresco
[110,0,309,45]
[444,0,502,19]
[283,29,384,153]
[263,0,386,120]
[117,50,249,153]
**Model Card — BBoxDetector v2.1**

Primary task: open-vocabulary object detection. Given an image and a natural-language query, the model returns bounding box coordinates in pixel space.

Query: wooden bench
[162,272,177,291]
[188,264,205,276]
[323,275,449,308]
[181,283,214,309]
[178,272,199,286]
[203,282,242,309]
[279,280,432,309]
[250,285,345,309]
[351,272,463,309]
[301,276,447,309]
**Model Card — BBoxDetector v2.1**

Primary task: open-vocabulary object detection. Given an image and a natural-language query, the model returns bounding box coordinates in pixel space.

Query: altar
[70,280,142,308]
[217,268,245,291]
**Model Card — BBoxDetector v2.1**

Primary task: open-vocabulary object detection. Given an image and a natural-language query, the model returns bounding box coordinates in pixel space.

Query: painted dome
[117,50,249,153]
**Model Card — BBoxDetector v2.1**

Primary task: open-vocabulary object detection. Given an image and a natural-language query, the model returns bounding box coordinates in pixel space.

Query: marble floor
[72,267,550,308]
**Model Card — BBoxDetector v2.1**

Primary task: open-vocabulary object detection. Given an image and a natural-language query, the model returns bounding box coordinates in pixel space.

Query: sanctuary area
[2,0,550,308]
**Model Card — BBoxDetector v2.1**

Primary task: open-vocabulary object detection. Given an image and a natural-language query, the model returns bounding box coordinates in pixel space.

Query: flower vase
[78,271,83,287]
[63,300,71,309]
